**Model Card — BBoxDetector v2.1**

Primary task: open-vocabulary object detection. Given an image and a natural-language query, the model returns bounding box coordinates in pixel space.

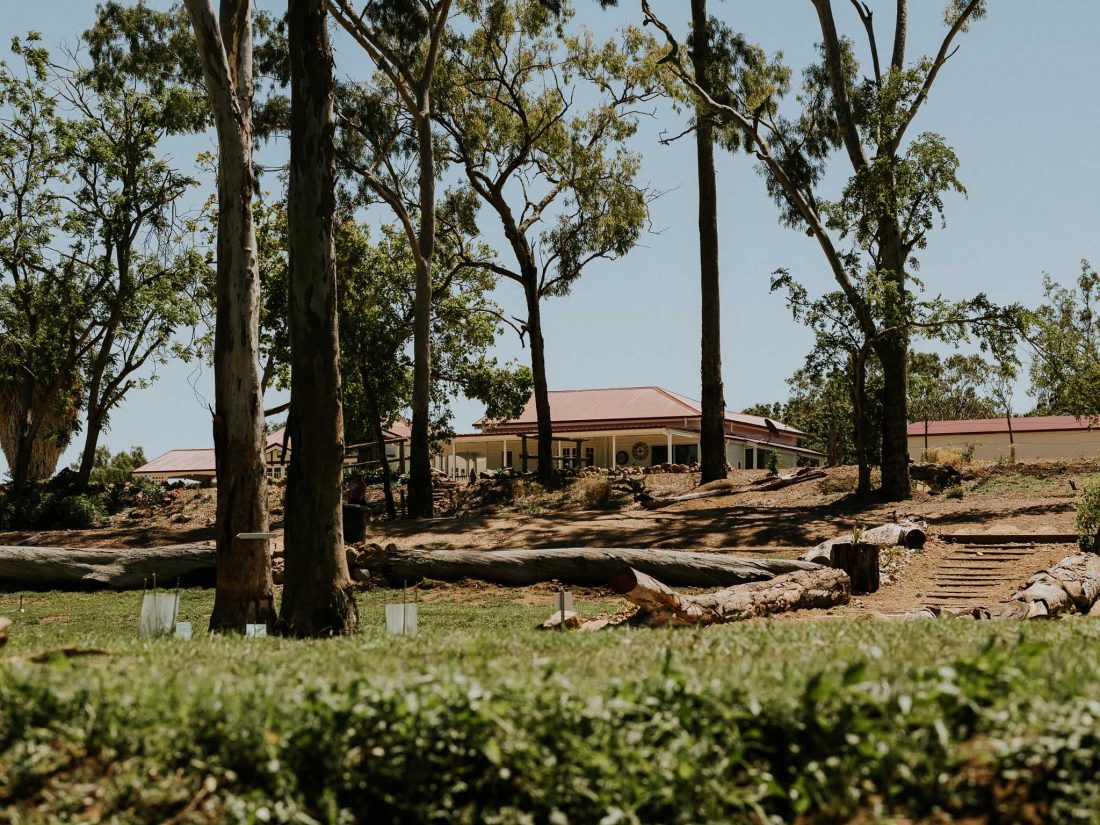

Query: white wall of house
[433,429,813,475]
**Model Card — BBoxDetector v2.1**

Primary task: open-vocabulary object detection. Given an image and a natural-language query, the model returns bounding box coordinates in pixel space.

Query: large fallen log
[901,554,1100,621]
[801,519,927,564]
[594,566,850,627]
[639,468,826,510]
[377,546,823,588]
[0,543,216,590]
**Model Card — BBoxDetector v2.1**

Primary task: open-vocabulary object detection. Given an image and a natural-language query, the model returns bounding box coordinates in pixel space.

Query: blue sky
[2,0,1098,474]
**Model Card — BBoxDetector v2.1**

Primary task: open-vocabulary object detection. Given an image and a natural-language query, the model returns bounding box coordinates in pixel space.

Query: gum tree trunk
[184,0,274,632]
[524,278,554,481]
[405,112,436,518]
[279,0,359,636]
[691,0,727,483]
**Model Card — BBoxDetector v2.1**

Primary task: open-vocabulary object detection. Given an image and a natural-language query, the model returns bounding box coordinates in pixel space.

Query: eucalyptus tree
[1025,262,1100,418]
[337,216,531,517]
[183,0,274,632]
[908,352,998,454]
[277,0,359,637]
[0,38,101,492]
[642,0,992,500]
[436,0,658,481]
[326,0,453,518]
[56,65,204,491]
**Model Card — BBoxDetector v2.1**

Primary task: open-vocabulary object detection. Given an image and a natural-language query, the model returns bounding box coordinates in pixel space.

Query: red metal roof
[134,449,216,476]
[907,415,1097,437]
[480,386,805,435]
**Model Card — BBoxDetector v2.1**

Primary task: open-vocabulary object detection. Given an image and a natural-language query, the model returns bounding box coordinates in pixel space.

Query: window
[745,448,754,469]
[584,447,595,467]
[503,450,513,468]
[650,445,668,465]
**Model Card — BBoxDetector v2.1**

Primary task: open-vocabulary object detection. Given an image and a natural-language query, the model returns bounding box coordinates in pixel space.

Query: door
[651,445,668,465]
[673,444,698,464]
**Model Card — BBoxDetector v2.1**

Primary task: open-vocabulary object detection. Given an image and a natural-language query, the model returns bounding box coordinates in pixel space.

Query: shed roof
[907,415,1097,437]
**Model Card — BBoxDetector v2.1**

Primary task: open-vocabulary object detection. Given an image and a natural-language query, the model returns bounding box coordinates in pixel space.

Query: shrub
[944,485,965,500]
[572,474,616,509]
[1074,475,1100,541]
[0,486,108,530]
[922,447,962,468]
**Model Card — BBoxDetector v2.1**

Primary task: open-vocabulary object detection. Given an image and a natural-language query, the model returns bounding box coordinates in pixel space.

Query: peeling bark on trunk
[691,0,727,485]
[604,566,849,627]
[279,0,359,637]
[184,0,274,632]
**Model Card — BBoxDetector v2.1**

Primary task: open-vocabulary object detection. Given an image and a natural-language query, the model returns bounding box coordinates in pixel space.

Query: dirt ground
[1,461,1090,616]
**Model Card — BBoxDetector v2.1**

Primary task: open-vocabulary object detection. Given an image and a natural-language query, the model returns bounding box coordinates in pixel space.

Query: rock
[539,609,582,630]
[0,616,9,647]
[350,567,372,584]
[272,557,285,585]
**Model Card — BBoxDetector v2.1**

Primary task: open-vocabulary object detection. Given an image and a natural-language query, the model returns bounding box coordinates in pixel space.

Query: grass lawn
[4,588,1100,823]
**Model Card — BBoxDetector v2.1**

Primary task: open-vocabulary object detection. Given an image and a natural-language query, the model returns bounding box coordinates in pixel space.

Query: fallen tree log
[901,554,1100,621]
[0,544,216,590]
[801,519,927,564]
[377,547,823,588]
[589,566,850,628]
[639,468,826,510]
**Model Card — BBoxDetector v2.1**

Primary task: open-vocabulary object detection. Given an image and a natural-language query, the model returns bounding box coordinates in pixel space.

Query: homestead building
[433,386,823,477]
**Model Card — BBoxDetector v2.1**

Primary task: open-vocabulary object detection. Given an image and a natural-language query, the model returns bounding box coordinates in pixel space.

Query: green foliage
[909,351,1000,425]
[0,485,108,529]
[438,0,657,300]
[6,593,1100,821]
[1074,475,1100,540]
[1027,261,1100,417]
[944,484,964,500]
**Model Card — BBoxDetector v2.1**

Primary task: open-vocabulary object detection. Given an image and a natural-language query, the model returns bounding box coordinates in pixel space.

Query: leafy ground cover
[4,588,1100,823]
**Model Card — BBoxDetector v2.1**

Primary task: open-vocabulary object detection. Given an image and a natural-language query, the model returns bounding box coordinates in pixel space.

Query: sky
[2,0,1099,475]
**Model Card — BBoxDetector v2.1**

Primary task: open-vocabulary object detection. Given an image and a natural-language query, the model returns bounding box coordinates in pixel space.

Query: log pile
[575,566,850,629]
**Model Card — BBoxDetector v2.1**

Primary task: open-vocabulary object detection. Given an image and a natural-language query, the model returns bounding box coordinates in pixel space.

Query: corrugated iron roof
[482,386,805,435]
[907,415,1097,437]
[134,449,216,475]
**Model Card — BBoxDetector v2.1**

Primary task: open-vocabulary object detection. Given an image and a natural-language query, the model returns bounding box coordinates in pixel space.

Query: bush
[944,485,965,500]
[1074,475,1100,540]
[922,447,963,468]
[572,474,616,509]
[0,486,108,530]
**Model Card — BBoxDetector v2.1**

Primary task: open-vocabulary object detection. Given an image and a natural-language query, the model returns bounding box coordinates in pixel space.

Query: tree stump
[828,542,879,594]
[343,504,368,544]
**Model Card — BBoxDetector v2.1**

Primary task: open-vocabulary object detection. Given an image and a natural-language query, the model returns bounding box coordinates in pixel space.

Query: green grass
[5,589,1100,823]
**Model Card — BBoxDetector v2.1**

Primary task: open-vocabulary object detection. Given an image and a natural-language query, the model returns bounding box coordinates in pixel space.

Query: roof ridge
[649,385,701,413]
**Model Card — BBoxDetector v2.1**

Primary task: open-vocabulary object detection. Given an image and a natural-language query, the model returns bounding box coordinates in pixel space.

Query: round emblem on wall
[631,441,649,461]
[615,450,629,466]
